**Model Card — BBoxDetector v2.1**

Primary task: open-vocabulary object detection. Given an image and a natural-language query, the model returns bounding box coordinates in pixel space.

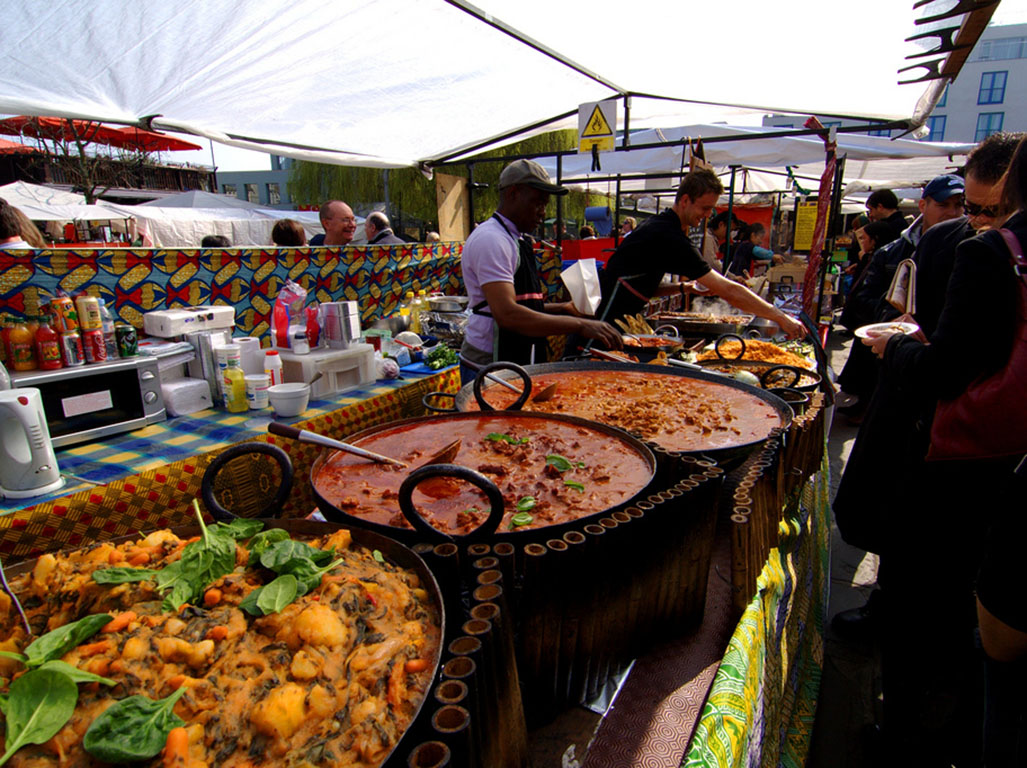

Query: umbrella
[0,116,201,152]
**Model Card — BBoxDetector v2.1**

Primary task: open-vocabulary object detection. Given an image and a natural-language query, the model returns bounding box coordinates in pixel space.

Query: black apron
[471,214,548,365]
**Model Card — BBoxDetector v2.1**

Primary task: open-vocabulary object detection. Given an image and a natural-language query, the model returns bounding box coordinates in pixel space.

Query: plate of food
[854,321,920,339]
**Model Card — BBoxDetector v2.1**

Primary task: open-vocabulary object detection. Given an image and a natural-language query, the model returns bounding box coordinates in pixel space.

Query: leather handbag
[927,228,1027,461]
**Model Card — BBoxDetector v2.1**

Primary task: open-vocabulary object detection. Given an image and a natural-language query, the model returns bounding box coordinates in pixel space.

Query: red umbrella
[0,116,201,152]
[0,137,38,155]
[107,126,202,152]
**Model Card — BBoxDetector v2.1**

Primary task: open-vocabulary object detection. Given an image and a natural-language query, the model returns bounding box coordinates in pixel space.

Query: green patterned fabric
[683,450,831,768]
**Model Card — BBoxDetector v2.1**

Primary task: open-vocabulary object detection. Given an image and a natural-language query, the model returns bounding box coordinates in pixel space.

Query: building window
[266,183,281,206]
[867,128,891,137]
[936,84,948,107]
[978,71,1007,105]
[222,183,237,196]
[925,115,946,142]
[972,37,1027,62]
[975,112,1004,142]
[244,183,259,204]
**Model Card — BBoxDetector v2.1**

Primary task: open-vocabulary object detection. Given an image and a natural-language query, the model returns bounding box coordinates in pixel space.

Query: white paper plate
[854,321,919,339]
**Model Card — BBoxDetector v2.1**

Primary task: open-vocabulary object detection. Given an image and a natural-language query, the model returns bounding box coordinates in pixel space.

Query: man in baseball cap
[458,159,621,382]
[497,159,570,195]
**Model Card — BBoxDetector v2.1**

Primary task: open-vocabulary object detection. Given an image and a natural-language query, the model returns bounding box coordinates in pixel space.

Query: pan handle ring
[652,324,680,338]
[201,442,294,522]
[473,362,531,412]
[714,333,746,360]
[760,364,801,390]
[398,464,506,543]
[422,391,457,413]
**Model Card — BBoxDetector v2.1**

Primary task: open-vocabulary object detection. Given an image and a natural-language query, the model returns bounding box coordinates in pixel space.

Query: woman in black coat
[864,137,1027,766]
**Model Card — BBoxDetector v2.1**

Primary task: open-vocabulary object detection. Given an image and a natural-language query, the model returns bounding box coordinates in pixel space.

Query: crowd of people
[831,131,1027,767]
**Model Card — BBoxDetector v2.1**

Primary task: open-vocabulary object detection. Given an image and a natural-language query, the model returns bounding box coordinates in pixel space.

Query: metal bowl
[428,295,469,312]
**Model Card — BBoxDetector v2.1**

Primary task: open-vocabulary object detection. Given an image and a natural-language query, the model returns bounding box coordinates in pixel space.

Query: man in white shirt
[460,159,621,381]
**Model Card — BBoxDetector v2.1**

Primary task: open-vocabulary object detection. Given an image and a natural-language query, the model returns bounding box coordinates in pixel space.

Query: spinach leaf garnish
[515,496,536,512]
[246,528,290,565]
[509,512,534,529]
[0,669,79,767]
[23,614,111,668]
[91,567,157,584]
[564,480,586,493]
[83,688,186,763]
[486,433,529,445]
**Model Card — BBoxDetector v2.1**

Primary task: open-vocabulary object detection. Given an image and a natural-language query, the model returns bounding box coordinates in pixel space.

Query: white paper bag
[560,258,602,315]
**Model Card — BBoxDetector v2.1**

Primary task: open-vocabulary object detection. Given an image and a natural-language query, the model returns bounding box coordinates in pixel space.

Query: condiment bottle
[410,290,426,335]
[264,349,283,386]
[74,293,102,331]
[291,329,310,355]
[9,318,37,371]
[34,317,62,370]
[400,291,414,318]
[223,357,248,413]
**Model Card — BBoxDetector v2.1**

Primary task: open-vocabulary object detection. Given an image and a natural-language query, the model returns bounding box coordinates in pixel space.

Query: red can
[82,328,107,364]
[60,331,85,367]
[48,295,79,333]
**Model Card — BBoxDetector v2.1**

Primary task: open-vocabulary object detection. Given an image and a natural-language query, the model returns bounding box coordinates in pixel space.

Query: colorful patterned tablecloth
[0,368,460,561]
[682,447,831,768]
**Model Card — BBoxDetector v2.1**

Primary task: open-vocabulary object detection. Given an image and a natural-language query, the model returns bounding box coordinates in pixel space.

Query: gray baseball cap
[498,159,569,195]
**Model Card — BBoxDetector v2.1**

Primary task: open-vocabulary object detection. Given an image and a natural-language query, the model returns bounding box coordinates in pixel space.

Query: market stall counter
[0,367,461,559]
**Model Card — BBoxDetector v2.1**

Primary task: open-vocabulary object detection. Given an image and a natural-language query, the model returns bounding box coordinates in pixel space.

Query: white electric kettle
[0,387,65,499]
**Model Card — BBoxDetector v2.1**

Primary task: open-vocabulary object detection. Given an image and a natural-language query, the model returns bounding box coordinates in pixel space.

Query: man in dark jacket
[364,211,405,245]
[865,188,908,239]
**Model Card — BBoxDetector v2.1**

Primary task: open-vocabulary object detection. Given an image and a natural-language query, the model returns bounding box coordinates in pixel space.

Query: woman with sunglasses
[865,136,1027,766]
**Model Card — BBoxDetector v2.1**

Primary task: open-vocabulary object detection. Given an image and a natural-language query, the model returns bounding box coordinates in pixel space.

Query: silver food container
[322,301,361,350]
[185,328,232,402]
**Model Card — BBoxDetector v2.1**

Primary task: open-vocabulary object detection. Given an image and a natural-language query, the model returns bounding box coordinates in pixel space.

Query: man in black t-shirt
[597,169,803,338]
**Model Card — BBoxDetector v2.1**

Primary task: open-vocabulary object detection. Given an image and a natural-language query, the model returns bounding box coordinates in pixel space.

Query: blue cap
[922,174,964,202]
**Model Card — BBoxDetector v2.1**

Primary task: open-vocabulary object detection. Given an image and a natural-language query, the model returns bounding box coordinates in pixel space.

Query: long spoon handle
[268,422,407,467]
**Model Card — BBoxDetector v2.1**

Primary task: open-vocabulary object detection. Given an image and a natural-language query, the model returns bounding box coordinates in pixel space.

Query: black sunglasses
[964,201,996,218]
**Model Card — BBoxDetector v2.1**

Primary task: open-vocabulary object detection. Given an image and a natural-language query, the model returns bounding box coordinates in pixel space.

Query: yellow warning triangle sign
[582,104,613,137]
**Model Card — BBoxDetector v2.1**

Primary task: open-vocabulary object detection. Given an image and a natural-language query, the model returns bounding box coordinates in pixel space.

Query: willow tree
[287,130,613,236]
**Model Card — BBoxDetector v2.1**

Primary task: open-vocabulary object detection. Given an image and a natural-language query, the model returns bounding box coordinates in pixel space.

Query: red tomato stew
[314,415,653,535]
[468,370,784,453]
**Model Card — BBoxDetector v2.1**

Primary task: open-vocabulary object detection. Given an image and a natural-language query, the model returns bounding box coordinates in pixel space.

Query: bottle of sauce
[34,317,62,370]
[75,293,102,331]
[223,357,248,413]
[264,349,283,386]
[400,291,414,318]
[9,318,37,371]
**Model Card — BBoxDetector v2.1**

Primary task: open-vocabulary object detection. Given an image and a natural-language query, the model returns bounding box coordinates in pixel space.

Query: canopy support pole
[722,166,740,275]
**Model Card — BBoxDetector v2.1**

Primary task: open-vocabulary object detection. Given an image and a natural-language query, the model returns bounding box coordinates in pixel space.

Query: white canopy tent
[0,181,132,222]
[0,0,987,169]
[100,203,330,248]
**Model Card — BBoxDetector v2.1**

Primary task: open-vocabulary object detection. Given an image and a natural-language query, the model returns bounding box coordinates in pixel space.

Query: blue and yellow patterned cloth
[683,447,830,768]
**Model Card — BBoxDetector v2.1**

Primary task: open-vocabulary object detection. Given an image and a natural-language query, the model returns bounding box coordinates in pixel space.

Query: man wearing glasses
[308,200,358,246]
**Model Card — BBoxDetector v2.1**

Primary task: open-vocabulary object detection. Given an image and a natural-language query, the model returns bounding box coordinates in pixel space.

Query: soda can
[82,328,107,364]
[59,330,85,367]
[115,323,138,357]
[48,295,79,333]
[75,294,102,331]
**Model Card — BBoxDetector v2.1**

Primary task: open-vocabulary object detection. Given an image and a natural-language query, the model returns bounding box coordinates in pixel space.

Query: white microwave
[10,356,166,447]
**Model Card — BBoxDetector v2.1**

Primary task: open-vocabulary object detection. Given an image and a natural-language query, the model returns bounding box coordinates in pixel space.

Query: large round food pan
[2,519,444,768]
[427,360,792,468]
[311,411,657,546]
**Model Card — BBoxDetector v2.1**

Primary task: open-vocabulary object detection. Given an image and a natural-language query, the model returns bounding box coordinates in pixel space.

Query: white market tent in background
[538,124,973,194]
[0,181,131,222]
[0,0,994,171]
